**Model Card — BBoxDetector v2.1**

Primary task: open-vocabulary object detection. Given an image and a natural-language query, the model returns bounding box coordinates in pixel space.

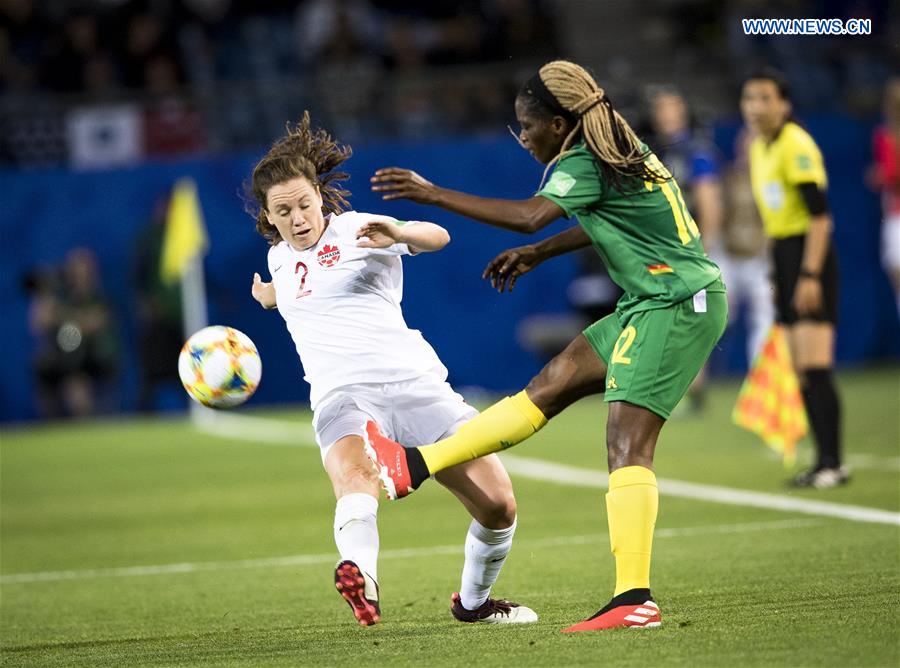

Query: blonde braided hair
[529,60,668,189]
[247,111,352,246]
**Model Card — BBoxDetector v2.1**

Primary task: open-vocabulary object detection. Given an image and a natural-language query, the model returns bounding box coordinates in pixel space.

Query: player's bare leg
[522,332,608,418]
[436,455,537,623]
[324,436,382,626]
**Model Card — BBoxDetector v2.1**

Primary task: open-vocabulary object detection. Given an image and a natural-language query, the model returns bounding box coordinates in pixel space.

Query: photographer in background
[27,248,120,419]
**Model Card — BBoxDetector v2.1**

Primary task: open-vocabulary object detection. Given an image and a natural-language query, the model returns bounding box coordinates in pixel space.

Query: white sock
[459,517,517,611]
[333,493,379,586]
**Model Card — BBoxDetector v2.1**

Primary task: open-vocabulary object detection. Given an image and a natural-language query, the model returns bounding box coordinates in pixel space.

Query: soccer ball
[178,326,261,408]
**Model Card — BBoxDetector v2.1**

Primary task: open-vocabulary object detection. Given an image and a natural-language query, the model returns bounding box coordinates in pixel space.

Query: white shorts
[312,375,479,464]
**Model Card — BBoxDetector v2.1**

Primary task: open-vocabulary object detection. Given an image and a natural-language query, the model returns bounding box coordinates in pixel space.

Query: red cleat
[562,600,661,632]
[363,420,415,500]
[334,560,380,627]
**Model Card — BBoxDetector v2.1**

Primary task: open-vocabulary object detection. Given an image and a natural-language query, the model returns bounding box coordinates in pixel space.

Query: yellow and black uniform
[749,121,838,324]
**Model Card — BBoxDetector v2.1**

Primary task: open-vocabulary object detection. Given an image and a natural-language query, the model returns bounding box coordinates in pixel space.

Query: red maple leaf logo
[317,244,341,267]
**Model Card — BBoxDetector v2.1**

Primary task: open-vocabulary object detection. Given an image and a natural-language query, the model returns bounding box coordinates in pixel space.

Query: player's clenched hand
[370,168,438,203]
[793,276,823,316]
[356,220,403,248]
[483,245,542,293]
[251,272,277,309]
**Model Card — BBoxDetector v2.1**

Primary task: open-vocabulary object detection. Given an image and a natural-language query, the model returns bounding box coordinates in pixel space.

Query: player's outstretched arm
[370,167,564,234]
[251,272,277,309]
[356,220,449,253]
[484,226,592,293]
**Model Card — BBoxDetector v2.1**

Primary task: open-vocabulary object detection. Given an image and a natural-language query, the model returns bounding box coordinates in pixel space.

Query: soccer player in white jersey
[246,112,537,627]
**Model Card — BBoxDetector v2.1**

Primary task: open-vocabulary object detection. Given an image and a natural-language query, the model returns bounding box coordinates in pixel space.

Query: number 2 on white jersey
[295,261,311,298]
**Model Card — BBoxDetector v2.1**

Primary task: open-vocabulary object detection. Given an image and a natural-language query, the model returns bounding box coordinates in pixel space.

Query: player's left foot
[334,560,380,627]
[363,420,419,500]
[450,592,538,624]
[561,589,661,632]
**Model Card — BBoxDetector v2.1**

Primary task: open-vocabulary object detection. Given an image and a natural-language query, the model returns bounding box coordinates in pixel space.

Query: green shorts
[583,283,728,419]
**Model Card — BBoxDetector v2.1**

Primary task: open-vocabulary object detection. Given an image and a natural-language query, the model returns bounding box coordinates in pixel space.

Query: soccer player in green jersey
[367,60,727,631]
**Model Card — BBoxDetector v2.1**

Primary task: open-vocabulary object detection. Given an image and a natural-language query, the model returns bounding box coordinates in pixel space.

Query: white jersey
[268,211,447,409]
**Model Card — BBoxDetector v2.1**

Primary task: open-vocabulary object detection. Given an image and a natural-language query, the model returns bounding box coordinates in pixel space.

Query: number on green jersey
[644,154,701,245]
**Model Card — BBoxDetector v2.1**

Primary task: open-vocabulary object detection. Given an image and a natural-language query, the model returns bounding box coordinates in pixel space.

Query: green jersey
[538,143,721,319]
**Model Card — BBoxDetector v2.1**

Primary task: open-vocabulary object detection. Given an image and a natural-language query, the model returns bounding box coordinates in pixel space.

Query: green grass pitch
[2,368,898,667]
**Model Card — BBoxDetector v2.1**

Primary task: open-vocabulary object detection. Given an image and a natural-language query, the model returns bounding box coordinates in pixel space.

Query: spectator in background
[121,10,183,91]
[29,248,120,419]
[134,196,184,412]
[296,0,381,67]
[648,87,724,414]
[870,78,900,316]
[719,128,775,364]
[649,87,723,254]
[0,0,45,91]
[483,0,557,61]
[299,0,385,140]
[41,11,114,94]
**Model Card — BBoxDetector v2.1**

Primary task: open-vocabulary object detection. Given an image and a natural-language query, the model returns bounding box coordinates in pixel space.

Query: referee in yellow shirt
[741,69,847,488]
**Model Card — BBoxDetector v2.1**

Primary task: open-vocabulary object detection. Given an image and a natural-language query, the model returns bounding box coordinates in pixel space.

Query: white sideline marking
[193,410,315,446]
[191,414,900,527]
[499,454,900,526]
[846,454,900,472]
[0,518,818,585]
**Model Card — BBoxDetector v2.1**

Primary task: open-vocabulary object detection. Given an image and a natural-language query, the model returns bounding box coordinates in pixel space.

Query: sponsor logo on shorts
[607,376,619,390]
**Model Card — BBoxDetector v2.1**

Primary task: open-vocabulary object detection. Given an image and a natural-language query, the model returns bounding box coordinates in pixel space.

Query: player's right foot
[363,420,417,499]
[561,589,661,632]
[450,592,538,624]
[334,560,380,627]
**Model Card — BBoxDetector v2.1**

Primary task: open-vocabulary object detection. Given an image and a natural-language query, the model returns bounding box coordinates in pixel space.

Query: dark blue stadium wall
[2,117,897,422]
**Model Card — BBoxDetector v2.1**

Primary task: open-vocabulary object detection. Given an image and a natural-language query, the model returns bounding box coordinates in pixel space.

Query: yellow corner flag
[732,325,808,466]
[160,178,208,285]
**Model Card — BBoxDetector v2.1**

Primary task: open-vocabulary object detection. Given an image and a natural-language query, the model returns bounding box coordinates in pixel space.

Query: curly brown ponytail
[247,111,353,245]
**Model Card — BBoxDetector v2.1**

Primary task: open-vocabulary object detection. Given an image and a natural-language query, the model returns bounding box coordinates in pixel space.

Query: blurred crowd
[0,0,557,165]
[1,0,555,93]
[2,0,896,168]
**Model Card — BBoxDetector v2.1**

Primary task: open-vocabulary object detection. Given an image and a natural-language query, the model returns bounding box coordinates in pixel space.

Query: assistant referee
[741,68,847,488]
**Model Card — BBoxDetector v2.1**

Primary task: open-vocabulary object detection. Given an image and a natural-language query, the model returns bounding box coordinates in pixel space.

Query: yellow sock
[418,391,547,474]
[606,466,658,596]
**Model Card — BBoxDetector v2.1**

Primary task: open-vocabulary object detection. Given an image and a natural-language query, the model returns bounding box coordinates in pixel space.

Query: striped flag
[160,178,208,284]
[732,325,808,466]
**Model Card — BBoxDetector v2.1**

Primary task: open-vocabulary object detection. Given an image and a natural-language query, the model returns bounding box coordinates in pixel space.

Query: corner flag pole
[160,177,213,423]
